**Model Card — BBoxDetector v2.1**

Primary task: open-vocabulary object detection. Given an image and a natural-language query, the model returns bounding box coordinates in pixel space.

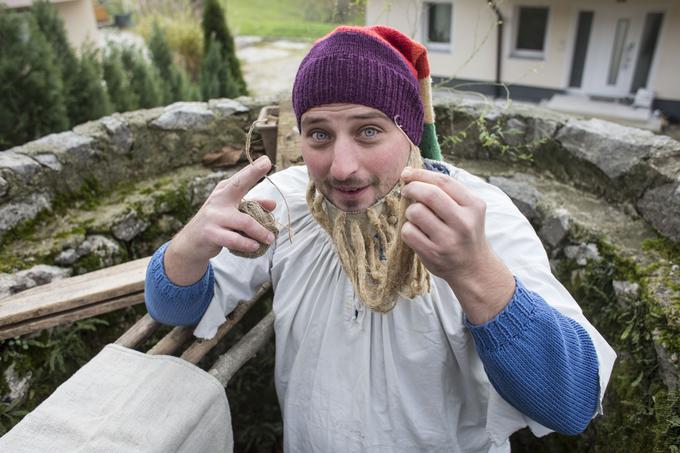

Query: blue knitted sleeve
[466,277,600,435]
[144,242,214,326]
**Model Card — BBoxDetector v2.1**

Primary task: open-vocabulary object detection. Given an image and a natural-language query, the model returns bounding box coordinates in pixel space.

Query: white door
[582,8,646,97]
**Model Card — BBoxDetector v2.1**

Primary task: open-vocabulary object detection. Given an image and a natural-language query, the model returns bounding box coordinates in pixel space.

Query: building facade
[5,0,100,51]
[366,0,680,120]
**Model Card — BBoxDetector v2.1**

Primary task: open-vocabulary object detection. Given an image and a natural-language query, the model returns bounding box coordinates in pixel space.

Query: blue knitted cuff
[144,241,214,326]
[465,277,542,352]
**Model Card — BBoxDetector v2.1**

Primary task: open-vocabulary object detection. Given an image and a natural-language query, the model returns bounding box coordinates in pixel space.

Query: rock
[157,215,183,234]
[54,248,79,266]
[30,131,95,161]
[101,115,133,154]
[612,280,640,306]
[76,240,93,256]
[111,211,149,242]
[653,329,679,391]
[0,264,71,298]
[488,174,540,220]
[87,235,121,258]
[0,193,52,239]
[564,243,601,266]
[0,176,8,198]
[190,171,232,207]
[69,235,124,274]
[0,273,14,299]
[555,118,663,180]
[151,102,216,130]
[208,99,249,116]
[637,182,680,243]
[539,208,571,248]
[502,117,527,147]
[3,363,32,402]
[0,150,41,180]
[16,264,71,286]
[33,153,62,171]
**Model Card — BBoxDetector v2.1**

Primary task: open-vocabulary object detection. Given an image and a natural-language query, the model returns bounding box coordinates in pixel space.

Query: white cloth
[195,164,616,452]
[0,344,233,453]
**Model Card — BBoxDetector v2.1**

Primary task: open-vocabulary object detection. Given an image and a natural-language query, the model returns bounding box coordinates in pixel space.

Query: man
[145,26,616,452]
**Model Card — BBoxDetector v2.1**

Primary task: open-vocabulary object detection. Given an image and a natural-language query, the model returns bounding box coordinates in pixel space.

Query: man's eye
[360,127,380,138]
[311,130,329,141]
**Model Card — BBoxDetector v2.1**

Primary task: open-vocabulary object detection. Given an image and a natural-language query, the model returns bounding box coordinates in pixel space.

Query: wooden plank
[209,311,275,386]
[0,257,150,327]
[275,99,303,170]
[180,283,271,364]
[147,325,194,356]
[115,314,161,349]
[0,291,145,340]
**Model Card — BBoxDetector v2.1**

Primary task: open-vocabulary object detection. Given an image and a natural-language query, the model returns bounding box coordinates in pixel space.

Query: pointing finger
[223,155,272,203]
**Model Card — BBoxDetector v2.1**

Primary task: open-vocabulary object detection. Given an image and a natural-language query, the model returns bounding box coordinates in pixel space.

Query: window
[423,2,453,51]
[513,6,549,59]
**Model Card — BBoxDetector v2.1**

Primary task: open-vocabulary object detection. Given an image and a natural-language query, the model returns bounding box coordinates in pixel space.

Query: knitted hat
[292,25,442,161]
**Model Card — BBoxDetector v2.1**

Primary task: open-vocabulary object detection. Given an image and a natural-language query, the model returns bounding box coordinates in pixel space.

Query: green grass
[224,0,363,40]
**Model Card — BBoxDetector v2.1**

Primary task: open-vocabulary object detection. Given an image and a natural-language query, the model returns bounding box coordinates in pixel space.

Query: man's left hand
[400,167,516,324]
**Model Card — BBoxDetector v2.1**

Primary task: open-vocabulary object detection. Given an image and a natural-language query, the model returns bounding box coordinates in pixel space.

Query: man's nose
[329,137,359,181]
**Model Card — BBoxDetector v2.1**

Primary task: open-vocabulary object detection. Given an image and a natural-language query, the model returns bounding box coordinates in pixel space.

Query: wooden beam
[275,99,303,170]
[0,257,150,340]
[147,325,195,356]
[0,291,145,340]
[209,311,275,386]
[115,314,161,349]
[180,283,271,364]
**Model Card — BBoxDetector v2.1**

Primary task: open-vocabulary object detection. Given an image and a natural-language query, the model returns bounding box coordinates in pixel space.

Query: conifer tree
[120,47,163,109]
[68,46,112,126]
[148,22,198,104]
[201,36,240,100]
[31,0,79,128]
[103,48,139,112]
[201,0,246,95]
[0,9,68,149]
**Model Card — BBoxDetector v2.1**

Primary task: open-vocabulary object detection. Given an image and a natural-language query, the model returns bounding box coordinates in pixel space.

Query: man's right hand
[164,155,276,286]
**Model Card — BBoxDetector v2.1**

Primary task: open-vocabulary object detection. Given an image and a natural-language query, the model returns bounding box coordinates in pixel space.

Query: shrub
[202,0,246,95]
[68,45,113,125]
[31,0,80,129]
[0,8,68,149]
[148,22,199,103]
[103,48,139,113]
[200,36,240,100]
[120,47,163,109]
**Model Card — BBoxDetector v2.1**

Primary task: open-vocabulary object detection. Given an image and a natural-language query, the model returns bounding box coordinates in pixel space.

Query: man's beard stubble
[306,147,431,313]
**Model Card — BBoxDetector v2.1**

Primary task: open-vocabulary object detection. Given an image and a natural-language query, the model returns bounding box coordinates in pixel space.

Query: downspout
[487,1,504,99]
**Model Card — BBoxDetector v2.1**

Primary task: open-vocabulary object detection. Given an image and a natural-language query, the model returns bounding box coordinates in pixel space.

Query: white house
[4,0,100,50]
[366,0,680,123]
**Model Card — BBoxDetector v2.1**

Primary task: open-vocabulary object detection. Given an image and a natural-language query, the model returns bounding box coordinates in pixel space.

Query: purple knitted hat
[292,26,425,145]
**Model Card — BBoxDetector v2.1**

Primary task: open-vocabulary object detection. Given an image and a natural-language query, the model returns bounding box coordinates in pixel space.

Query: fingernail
[402,167,413,177]
[256,156,269,169]
[266,232,275,244]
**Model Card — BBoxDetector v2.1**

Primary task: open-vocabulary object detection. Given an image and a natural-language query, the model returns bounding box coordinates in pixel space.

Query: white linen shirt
[194,163,616,453]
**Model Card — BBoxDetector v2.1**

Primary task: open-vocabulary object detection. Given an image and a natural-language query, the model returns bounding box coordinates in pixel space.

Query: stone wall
[434,99,679,451]
[0,98,257,242]
[434,99,680,244]
[0,98,266,296]
[1,97,679,451]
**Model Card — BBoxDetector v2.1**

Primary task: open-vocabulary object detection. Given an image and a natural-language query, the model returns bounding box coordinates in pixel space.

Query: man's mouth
[335,186,366,193]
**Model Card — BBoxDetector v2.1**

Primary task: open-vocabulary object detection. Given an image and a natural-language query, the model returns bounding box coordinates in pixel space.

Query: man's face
[300,103,412,212]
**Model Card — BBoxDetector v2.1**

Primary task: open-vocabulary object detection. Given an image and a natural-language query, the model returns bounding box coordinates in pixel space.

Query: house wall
[57,0,100,51]
[366,0,680,103]
[6,0,100,51]
[650,2,680,101]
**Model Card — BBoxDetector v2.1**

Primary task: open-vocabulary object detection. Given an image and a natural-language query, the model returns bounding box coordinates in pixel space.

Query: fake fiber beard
[306,147,431,313]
